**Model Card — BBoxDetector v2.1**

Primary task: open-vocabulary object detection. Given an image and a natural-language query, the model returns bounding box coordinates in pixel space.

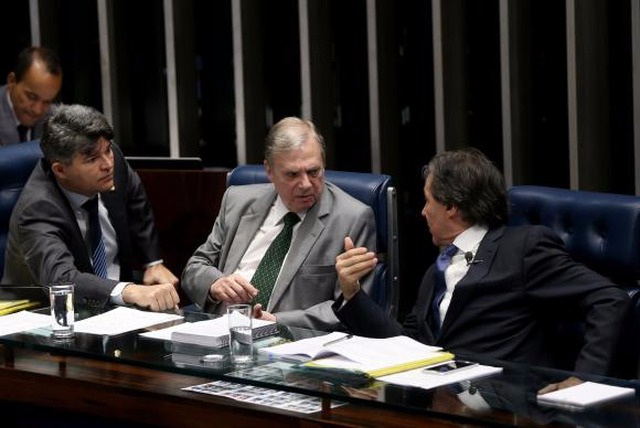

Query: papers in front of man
[140,314,279,348]
[0,310,51,336]
[0,299,40,316]
[73,307,183,336]
[378,363,503,390]
[537,381,635,411]
[260,332,454,378]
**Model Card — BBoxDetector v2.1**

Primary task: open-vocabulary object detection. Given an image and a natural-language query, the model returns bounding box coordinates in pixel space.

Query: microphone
[465,252,483,266]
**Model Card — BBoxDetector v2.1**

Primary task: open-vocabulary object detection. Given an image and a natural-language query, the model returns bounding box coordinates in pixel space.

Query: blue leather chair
[227,164,400,318]
[0,141,43,275]
[508,185,640,378]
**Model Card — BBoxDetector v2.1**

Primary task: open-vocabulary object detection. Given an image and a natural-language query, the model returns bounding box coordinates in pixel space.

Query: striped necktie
[82,197,108,278]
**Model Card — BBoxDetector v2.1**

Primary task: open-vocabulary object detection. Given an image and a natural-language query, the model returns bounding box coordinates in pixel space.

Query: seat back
[227,164,399,317]
[508,185,640,377]
[0,141,43,274]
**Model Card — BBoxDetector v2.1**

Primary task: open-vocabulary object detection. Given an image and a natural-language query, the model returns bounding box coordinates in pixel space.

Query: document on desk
[379,364,503,390]
[139,315,279,348]
[537,381,635,411]
[73,307,183,336]
[261,333,454,378]
[0,310,50,336]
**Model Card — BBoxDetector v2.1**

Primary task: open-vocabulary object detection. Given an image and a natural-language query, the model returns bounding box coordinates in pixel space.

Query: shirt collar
[59,186,96,211]
[452,224,489,254]
[274,196,306,223]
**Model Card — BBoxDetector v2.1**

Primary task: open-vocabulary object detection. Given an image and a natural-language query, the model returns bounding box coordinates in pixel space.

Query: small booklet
[169,315,279,348]
[261,332,454,378]
[537,381,635,411]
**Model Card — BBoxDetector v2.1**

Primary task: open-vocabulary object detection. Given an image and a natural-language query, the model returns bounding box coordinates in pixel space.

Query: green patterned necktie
[251,212,300,308]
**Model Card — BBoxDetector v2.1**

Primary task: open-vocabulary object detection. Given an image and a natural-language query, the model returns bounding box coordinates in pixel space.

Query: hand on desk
[209,274,258,304]
[143,263,179,287]
[122,282,180,312]
[336,237,377,300]
[538,376,583,395]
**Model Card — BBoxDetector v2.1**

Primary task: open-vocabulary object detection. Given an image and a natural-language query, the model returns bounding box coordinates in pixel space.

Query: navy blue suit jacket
[334,225,629,375]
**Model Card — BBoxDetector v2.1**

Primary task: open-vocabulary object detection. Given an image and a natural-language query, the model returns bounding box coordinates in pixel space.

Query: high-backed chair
[508,185,640,378]
[227,164,399,318]
[0,141,43,275]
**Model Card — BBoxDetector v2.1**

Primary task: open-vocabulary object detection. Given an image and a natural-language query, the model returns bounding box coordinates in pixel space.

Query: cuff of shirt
[145,259,164,269]
[110,282,130,305]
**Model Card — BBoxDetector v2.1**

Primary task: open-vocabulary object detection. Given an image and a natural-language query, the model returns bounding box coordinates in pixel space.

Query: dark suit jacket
[2,144,161,306]
[0,85,47,146]
[335,225,629,375]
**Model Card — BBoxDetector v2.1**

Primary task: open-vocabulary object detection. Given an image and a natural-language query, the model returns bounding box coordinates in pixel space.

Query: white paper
[379,364,503,390]
[140,314,276,346]
[0,310,51,336]
[73,307,183,336]
[261,333,446,374]
[537,381,635,410]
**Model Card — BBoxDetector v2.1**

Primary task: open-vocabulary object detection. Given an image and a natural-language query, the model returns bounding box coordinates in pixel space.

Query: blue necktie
[83,197,108,278]
[431,244,458,337]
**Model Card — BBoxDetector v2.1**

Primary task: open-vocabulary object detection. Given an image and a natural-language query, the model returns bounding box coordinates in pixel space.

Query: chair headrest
[508,185,640,284]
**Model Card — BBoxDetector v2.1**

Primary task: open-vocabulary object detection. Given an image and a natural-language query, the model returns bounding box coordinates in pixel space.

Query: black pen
[322,334,353,347]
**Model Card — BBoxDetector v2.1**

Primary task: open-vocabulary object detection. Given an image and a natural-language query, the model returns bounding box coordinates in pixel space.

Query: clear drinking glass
[227,303,253,364]
[49,284,75,340]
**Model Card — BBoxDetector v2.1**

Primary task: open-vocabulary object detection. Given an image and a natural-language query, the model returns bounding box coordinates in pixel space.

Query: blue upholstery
[508,185,640,377]
[0,141,43,274]
[508,185,640,287]
[227,164,399,317]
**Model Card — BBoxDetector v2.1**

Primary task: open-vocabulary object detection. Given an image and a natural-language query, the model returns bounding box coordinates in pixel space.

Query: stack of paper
[261,333,454,378]
[537,381,635,411]
[169,315,279,348]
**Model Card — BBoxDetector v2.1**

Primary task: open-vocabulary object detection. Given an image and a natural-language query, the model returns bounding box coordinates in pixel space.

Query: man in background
[0,46,62,146]
[2,104,179,312]
[182,117,376,330]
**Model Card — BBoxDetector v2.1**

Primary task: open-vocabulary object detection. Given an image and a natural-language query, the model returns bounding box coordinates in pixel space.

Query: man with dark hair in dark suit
[333,148,629,389]
[2,104,179,311]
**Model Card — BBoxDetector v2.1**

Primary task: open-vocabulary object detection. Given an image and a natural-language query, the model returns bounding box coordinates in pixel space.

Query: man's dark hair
[14,46,62,82]
[41,104,113,165]
[422,148,508,228]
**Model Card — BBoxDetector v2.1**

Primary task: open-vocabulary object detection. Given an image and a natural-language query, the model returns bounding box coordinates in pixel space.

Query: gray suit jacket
[181,181,376,331]
[2,145,161,307]
[0,85,47,146]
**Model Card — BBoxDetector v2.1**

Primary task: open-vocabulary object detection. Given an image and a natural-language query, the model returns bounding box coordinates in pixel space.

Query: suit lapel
[224,190,275,274]
[439,226,505,339]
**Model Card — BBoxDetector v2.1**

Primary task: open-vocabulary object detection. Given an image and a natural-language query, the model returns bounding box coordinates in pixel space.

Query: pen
[322,334,353,347]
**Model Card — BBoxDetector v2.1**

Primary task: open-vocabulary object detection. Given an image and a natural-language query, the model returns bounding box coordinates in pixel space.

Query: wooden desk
[0,347,471,427]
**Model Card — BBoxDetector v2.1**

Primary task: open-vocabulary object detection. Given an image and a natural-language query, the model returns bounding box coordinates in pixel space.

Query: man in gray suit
[0,46,62,146]
[3,104,180,312]
[181,117,376,330]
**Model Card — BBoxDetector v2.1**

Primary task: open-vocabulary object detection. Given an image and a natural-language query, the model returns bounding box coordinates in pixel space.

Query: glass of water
[49,284,75,340]
[227,303,253,364]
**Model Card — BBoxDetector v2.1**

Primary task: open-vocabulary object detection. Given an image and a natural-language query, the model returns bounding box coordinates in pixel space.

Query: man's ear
[264,160,273,181]
[7,72,16,86]
[51,161,66,180]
